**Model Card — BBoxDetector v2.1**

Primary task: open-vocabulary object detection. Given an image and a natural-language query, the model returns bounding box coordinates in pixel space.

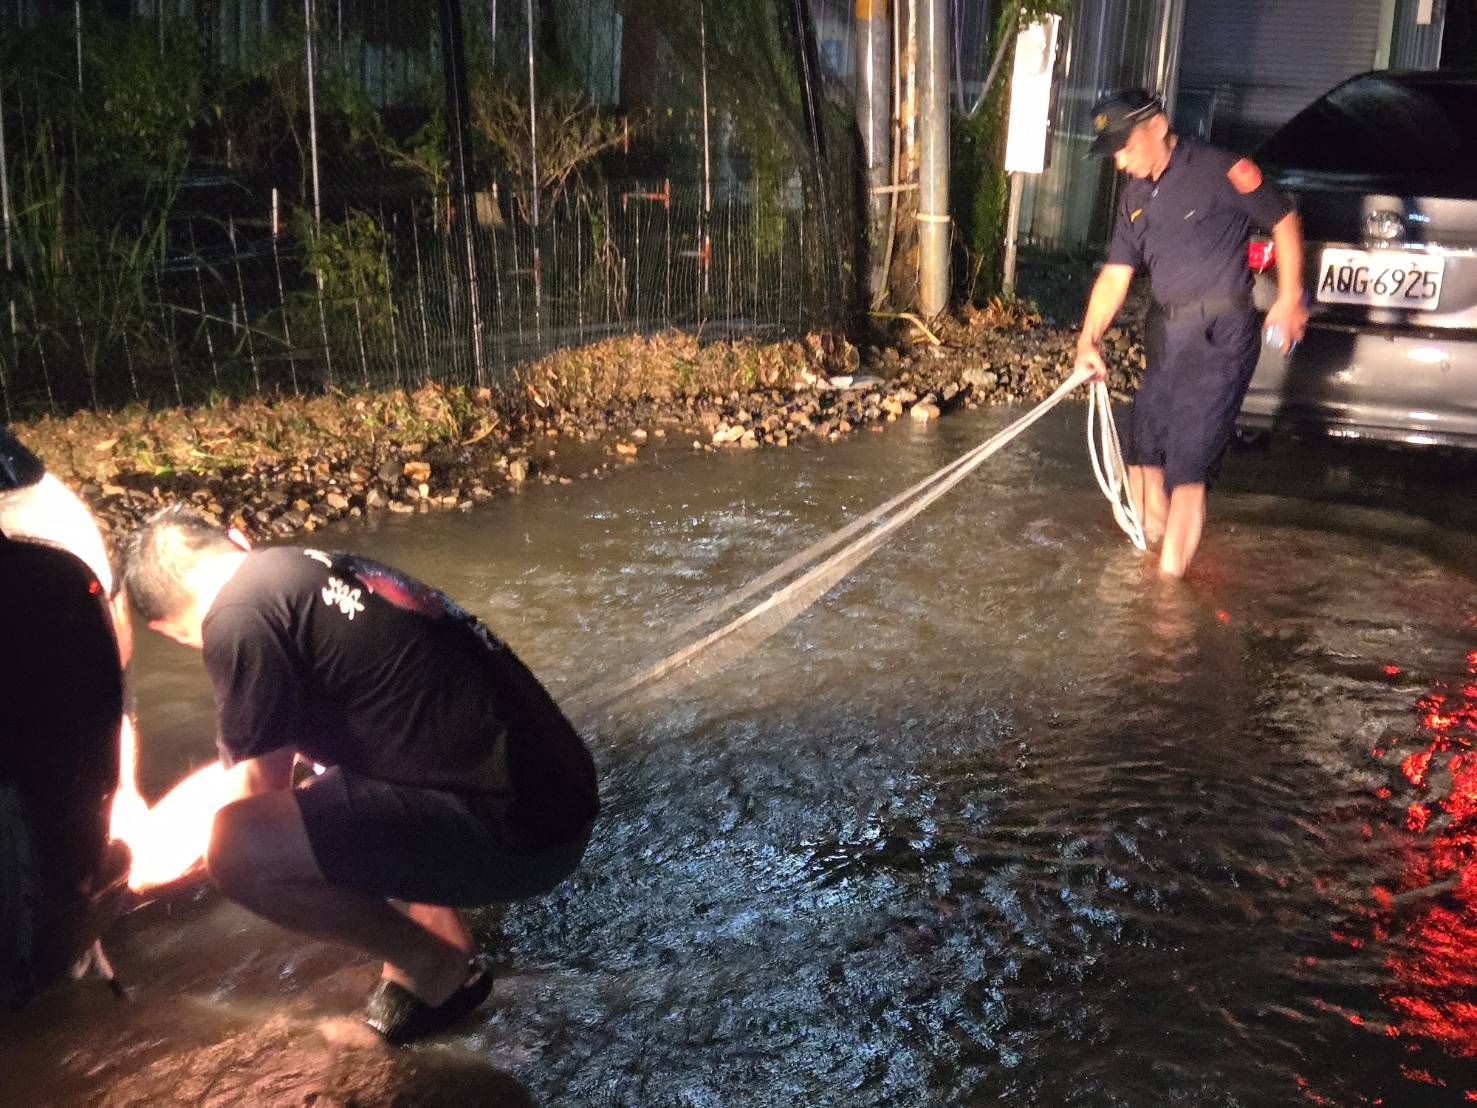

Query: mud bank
[11,315,1146,549]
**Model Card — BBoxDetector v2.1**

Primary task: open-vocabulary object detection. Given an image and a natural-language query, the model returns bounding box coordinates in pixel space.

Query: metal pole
[1157,0,1188,117]
[918,0,951,317]
[304,0,323,229]
[855,0,892,307]
[74,0,83,91]
[1,76,11,419]
[525,0,542,339]
[0,74,12,274]
[440,0,486,383]
[1001,170,1024,296]
[699,0,713,305]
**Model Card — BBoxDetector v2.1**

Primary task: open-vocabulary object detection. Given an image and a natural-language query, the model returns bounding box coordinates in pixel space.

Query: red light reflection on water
[1375,637,1477,1078]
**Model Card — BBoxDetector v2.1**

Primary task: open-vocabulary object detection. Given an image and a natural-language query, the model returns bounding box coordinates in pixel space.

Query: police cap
[1089,88,1164,155]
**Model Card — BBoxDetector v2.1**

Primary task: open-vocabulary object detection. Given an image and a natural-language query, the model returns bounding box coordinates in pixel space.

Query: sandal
[361,958,495,1046]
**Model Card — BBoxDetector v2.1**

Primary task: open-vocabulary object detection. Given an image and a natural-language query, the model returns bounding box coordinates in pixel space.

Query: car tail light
[1248,239,1275,272]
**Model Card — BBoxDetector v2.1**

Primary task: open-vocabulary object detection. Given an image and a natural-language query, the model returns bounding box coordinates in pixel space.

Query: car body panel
[1237,70,1477,447]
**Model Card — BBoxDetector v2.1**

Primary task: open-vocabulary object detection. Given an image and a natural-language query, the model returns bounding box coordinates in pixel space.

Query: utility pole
[855,0,892,307]
[917,0,950,318]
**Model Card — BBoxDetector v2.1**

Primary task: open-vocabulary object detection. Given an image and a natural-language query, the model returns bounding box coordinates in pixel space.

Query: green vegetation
[950,0,1073,304]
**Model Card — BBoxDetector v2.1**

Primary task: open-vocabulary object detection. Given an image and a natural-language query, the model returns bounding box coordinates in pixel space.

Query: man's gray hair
[122,504,237,622]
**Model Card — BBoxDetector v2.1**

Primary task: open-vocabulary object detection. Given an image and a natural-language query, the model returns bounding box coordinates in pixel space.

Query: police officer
[1073,89,1309,578]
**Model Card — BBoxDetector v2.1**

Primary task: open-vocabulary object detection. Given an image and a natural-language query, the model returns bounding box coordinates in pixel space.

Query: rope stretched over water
[569,368,1141,724]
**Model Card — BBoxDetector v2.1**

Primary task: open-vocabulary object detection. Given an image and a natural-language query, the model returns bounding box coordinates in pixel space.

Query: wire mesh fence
[0,178,843,417]
[0,0,859,420]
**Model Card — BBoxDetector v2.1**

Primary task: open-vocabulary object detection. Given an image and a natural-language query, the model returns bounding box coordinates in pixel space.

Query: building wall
[1177,0,1448,153]
[1176,0,1387,152]
[1021,0,1447,254]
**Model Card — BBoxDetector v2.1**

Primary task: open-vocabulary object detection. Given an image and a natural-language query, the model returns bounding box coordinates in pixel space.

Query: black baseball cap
[1089,89,1164,154]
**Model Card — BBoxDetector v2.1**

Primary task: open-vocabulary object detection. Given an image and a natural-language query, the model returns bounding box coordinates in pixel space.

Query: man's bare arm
[1074,264,1135,380]
[1263,211,1308,352]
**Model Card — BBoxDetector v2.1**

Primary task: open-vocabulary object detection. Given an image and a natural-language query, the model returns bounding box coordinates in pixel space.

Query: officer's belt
[1151,295,1251,322]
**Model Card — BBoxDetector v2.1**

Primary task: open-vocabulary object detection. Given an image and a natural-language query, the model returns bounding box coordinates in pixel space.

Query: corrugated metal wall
[1177,0,1387,152]
[1390,0,1448,69]
[1019,0,1446,254]
[1017,0,1185,254]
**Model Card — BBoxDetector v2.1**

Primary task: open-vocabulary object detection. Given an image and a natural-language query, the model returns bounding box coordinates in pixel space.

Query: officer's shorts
[1126,304,1260,492]
[294,766,592,907]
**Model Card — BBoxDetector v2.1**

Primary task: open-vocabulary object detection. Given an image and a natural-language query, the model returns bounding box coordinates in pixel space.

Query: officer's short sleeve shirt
[1105,139,1293,306]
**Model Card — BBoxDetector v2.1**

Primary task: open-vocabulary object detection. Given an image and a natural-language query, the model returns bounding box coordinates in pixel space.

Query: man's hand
[1074,339,1109,382]
[1266,211,1308,354]
[1263,294,1308,354]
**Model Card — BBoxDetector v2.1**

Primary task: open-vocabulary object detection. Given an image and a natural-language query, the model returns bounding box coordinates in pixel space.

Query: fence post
[440,0,486,385]
[524,0,543,344]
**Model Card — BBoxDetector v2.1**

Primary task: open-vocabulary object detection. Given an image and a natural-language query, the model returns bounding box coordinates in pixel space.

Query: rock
[962,367,999,392]
[325,492,350,511]
[614,441,639,456]
[910,399,941,422]
[507,459,528,483]
[389,500,415,514]
[376,460,401,484]
[403,460,431,483]
[739,430,759,449]
[881,396,905,417]
[365,488,387,509]
[942,382,959,402]
[631,428,648,443]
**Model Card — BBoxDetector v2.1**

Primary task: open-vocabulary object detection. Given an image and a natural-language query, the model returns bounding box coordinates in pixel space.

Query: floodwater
[7,403,1477,1106]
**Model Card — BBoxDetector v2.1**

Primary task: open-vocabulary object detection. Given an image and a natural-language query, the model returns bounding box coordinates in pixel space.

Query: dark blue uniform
[1106,139,1292,490]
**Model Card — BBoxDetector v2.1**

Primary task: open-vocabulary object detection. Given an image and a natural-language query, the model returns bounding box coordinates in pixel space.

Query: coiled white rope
[1085,378,1148,551]
[572,368,1143,722]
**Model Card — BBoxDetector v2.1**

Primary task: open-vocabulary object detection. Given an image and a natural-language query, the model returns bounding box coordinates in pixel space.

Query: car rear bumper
[1238,322,1477,447]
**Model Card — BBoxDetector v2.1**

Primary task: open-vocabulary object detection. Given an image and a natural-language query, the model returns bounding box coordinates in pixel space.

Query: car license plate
[1316,248,1444,310]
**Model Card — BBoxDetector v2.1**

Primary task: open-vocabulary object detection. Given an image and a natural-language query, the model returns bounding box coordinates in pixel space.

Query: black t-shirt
[202,547,597,843]
[1106,138,1293,307]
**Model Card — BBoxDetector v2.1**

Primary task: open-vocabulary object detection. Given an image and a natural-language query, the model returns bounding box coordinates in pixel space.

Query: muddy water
[8,405,1477,1106]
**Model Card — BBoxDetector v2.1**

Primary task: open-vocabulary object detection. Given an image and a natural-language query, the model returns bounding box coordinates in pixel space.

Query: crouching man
[122,506,598,1044]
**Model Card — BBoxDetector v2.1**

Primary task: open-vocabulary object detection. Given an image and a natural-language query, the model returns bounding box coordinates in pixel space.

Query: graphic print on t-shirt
[321,575,366,620]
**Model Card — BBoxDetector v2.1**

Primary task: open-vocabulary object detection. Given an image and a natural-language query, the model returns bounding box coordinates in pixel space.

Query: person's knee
[206,801,268,903]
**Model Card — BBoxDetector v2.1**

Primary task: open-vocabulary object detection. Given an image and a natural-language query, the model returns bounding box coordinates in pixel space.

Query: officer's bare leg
[1159,482,1206,578]
[393,904,475,985]
[207,792,473,1007]
[1128,465,1168,546]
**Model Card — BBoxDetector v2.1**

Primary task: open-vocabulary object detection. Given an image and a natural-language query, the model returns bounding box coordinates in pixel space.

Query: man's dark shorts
[295,767,592,907]
[1126,304,1260,492]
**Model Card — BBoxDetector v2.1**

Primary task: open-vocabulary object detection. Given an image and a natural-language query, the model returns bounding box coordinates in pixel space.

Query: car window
[1257,74,1477,180]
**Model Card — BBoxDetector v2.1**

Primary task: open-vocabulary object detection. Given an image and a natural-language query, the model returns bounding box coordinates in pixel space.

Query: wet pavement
[7,404,1477,1106]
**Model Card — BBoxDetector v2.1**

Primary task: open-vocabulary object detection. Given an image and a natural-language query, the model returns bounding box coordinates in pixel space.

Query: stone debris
[16,310,1146,549]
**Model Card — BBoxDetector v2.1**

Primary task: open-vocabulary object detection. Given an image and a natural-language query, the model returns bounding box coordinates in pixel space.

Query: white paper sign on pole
[1003,15,1062,175]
